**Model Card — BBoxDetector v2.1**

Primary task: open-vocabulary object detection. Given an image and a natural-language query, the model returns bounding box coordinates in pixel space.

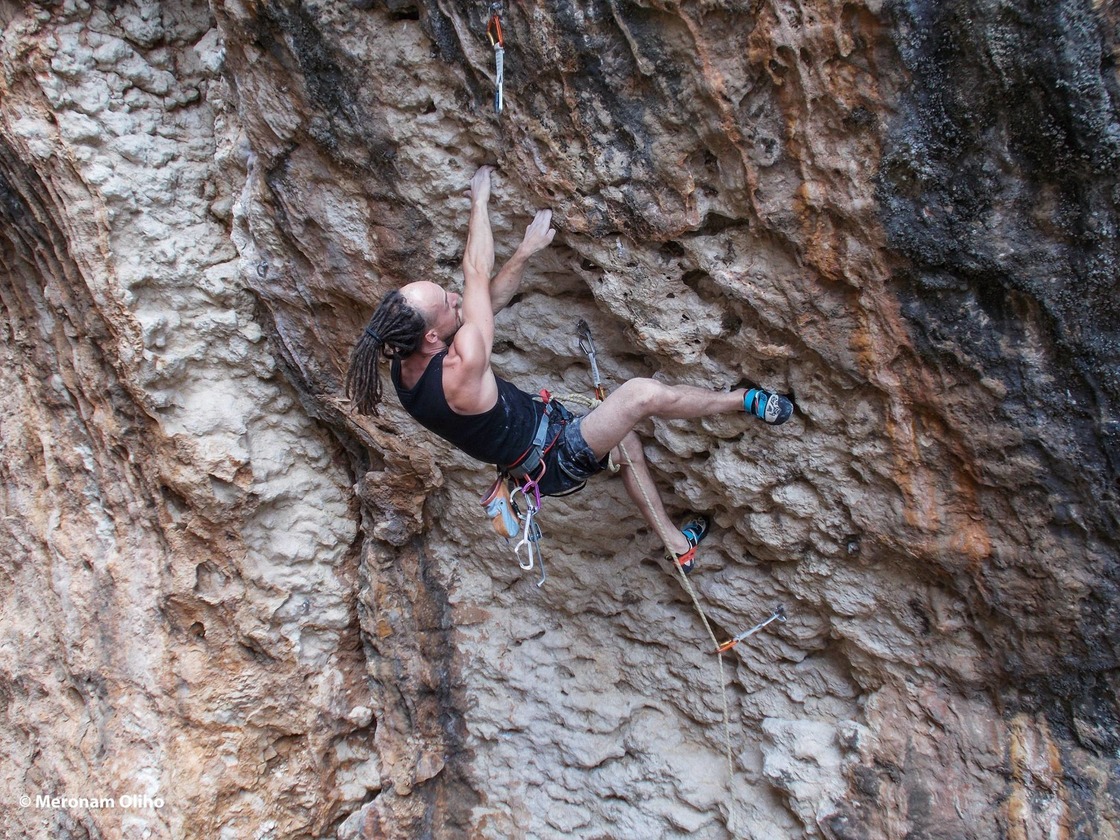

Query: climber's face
[402,281,462,345]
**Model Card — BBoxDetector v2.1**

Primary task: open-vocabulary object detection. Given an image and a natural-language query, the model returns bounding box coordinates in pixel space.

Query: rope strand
[617,436,736,778]
[555,392,736,776]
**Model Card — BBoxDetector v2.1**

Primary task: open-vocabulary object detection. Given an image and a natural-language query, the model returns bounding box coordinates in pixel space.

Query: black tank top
[391,351,543,466]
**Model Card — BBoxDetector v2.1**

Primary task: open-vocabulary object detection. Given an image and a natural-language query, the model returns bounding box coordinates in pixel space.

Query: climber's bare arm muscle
[461,166,497,351]
[442,167,499,414]
[489,209,556,313]
[444,324,498,414]
[445,166,556,414]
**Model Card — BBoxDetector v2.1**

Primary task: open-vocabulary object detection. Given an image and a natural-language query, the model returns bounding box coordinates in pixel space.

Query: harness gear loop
[486,3,505,114]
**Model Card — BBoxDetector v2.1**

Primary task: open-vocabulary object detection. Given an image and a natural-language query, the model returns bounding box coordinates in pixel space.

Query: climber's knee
[614,378,665,421]
[579,380,663,459]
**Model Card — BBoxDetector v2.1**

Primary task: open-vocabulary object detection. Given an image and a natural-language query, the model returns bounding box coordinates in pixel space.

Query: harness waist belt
[505,391,555,480]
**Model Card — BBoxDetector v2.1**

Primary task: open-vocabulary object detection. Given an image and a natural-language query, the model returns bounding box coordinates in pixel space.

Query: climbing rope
[511,321,788,780]
[623,439,737,776]
[570,321,741,774]
[550,397,737,770]
[568,321,793,780]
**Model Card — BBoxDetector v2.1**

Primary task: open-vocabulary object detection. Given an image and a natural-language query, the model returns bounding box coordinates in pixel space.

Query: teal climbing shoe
[745,388,794,425]
[670,515,711,575]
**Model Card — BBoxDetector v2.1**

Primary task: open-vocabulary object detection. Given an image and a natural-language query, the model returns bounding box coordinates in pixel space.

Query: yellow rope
[554,392,735,777]
[617,438,736,779]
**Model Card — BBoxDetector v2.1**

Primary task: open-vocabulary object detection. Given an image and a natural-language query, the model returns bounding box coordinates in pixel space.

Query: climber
[345,165,794,574]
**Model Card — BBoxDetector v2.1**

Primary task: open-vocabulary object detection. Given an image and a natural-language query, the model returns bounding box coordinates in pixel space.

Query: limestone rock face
[1,1,1117,838]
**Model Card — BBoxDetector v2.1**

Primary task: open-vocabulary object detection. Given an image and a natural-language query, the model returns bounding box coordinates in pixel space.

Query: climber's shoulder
[443,324,498,414]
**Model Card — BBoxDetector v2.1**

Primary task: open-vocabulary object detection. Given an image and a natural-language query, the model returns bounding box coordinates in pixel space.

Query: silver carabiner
[510,488,546,586]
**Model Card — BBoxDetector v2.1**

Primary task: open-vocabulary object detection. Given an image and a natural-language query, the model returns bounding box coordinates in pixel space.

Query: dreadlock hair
[345,289,430,416]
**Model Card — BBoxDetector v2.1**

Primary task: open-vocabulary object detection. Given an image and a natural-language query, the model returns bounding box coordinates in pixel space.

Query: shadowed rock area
[0,0,1116,837]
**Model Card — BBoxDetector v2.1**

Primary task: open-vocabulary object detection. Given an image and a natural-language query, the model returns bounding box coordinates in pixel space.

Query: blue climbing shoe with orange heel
[670,515,711,575]
[745,388,794,425]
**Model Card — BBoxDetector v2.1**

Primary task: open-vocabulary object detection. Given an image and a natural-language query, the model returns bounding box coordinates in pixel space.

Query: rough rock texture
[0,0,1117,838]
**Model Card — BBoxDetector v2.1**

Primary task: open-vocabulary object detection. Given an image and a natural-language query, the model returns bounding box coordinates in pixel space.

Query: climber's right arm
[443,167,502,414]
[460,165,497,352]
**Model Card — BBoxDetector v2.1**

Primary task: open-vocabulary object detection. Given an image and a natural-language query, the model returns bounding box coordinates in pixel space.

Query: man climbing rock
[346,166,793,574]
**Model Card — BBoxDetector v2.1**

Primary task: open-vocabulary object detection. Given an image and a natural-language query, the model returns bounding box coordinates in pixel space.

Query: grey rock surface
[0,0,1116,838]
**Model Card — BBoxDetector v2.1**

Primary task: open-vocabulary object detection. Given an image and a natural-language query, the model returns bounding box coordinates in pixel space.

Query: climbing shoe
[670,514,711,575]
[744,388,794,426]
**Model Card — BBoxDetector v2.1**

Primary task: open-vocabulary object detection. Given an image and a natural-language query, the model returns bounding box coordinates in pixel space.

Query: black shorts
[536,404,610,497]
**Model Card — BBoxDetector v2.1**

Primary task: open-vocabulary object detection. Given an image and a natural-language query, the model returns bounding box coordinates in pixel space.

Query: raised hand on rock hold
[520,208,556,255]
[465,165,494,205]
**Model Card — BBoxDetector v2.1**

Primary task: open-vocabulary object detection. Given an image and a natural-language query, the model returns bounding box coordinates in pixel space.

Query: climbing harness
[479,390,567,587]
[505,391,555,481]
[486,3,505,114]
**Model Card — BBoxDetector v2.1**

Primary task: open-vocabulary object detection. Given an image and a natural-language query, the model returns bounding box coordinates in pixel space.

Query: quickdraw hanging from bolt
[715,605,786,653]
[576,320,608,402]
[486,3,505,114]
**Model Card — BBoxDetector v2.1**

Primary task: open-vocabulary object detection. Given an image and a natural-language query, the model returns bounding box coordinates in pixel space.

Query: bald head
[401,280,463,344]
[400,281,442,324]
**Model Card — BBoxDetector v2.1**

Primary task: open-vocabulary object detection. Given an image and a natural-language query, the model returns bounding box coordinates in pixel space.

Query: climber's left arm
[487,209,556,314]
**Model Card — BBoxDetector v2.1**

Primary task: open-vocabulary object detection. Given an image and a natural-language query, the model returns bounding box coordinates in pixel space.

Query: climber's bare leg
[580,378,751,558]
[612,431,691,557]
[580,378,746,458]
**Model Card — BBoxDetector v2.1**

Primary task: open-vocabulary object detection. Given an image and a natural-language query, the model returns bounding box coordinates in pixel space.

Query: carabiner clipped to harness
[486,3,505,114]
[484,390,565,587]
[510,482,545,586]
